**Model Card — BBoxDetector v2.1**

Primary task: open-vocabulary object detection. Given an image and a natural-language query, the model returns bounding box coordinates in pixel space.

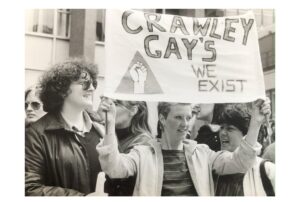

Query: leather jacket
[25,112,103,196]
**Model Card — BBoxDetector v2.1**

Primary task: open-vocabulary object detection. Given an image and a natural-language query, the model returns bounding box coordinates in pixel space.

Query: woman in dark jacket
[25,85,46,127]
[25,59,104,196]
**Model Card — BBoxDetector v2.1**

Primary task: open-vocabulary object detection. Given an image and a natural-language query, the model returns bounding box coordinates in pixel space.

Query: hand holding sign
[97,96,116,124]
[250,97,271,125]
[245,97,271,147]
[129,61,147,94]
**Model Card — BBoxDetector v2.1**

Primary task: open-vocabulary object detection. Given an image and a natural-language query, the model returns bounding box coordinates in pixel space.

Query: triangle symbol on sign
[115,51,163,94]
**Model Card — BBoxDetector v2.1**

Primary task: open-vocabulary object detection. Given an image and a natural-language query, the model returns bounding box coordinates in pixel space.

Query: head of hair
[39,58,98,113]
[123,101,152,135]
[215,103,251,135]
[25,85,42,101]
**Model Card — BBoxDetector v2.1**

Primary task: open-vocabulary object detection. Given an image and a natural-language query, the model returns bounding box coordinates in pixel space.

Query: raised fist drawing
[129,62,147,94]
[129,62,147,83]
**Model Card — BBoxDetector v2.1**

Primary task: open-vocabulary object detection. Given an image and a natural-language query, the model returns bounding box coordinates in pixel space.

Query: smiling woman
[158,102,192,149]
[216,104,251,152]
[213,103,275,196]
[97,99,270,196]
[25,58,105,196]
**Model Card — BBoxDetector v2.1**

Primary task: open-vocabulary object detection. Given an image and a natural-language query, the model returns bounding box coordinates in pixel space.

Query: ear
[159,114,166,126]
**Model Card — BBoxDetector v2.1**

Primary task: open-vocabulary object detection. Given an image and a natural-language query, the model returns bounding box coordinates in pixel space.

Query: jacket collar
[183,139,198,154]
[44,112,104,138]
[44,113,71,131]
[60,110,93,133]
[147,138,198,153]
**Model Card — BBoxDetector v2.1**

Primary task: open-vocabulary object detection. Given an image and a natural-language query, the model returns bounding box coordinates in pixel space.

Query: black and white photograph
[23,8,276,197]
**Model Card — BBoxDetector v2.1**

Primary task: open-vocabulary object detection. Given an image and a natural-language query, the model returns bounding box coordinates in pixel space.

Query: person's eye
[228,127,235,132]
[175,116,182,120]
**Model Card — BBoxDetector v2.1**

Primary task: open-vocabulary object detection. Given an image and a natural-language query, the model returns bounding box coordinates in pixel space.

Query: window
[57,9,71,37]
[165,9,181,15]
[262,9,275,26]
[25,9,71,37]
[156,9,163,14]
[253,9,275,27]
[205,9,224,17]
[155,9,197,17]
[26,9,54,34]
[96,9,106,42]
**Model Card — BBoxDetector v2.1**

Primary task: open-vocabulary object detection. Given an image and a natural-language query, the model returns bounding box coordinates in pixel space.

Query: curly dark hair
[39,58,99,113]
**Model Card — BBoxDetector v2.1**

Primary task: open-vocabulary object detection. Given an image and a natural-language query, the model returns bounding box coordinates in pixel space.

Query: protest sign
[104,9,266,103]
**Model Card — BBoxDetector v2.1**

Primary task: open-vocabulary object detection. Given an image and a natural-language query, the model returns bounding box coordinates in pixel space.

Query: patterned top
[161,149,197,196]
[214,172,245,196]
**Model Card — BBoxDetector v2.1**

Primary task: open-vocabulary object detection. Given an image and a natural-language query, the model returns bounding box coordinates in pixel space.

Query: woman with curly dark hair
[25,59,104,196]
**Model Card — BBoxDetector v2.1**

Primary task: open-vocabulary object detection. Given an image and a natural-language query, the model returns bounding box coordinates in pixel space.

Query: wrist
[249,117,263,128]
[134,82,145,94]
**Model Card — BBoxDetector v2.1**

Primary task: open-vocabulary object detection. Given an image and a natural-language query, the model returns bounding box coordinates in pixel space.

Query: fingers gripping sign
[245,97,271,147]
[129,61,147,94]
[251,97,271,125]
[97,96,117,129]
[96,96,118,149]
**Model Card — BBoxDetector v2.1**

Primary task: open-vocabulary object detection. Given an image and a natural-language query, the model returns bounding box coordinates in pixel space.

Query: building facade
[25,9,275,119]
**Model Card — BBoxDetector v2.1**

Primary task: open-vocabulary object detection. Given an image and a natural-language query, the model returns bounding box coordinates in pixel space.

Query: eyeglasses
[25,101,42,110]
[76,79,98,91]
[113,100,132,110]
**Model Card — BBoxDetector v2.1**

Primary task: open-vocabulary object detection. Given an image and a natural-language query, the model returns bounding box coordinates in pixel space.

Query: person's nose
[87,82,95,91]
[26,103,33,111]
[181,118,189,127]
[219,128,228,137]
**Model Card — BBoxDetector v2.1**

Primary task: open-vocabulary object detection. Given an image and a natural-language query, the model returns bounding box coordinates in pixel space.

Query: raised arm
[245,98,271,146]
[96,97,137,178]
[211,98,271,174]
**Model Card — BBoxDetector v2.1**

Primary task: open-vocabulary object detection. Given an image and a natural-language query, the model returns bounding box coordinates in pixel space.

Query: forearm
[134,82,144,94]
[245,119,261,146]
[97,120,137,178]
[102,120,118,150]
[212,139,261,174]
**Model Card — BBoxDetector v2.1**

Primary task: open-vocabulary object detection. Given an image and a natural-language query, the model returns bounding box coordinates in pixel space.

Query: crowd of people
[25,59,275,196]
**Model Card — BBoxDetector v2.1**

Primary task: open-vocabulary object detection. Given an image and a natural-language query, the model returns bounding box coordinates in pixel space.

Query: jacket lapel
[183,140,202,196]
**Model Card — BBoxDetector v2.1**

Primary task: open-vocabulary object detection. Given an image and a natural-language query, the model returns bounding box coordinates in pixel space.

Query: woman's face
[219,124,244,152]
[64,72,96,110]
[161,104,192,143]
[25,90,46,124]
[114,100,136,129]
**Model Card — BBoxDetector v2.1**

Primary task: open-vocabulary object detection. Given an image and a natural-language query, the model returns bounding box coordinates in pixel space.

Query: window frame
[25,9,71,40]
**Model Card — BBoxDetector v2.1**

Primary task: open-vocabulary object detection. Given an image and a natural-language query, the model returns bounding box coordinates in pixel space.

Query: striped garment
[161,150,197,196]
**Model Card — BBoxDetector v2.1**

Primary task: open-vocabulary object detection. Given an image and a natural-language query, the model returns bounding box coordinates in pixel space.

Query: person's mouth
[27,113,36,118]
[83,93,92,98]
[220,138,230,145]
[177,128,188,133]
